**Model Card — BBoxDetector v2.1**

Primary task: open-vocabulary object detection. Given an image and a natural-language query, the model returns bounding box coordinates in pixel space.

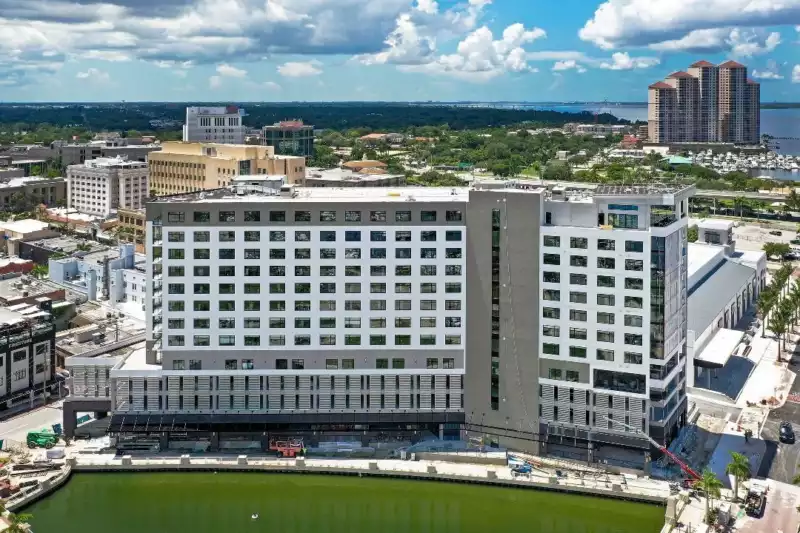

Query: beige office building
[148,142,305,195]
[647,60,759,145]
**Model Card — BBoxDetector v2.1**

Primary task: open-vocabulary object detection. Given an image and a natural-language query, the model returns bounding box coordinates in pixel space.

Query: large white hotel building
[65,180,694,463]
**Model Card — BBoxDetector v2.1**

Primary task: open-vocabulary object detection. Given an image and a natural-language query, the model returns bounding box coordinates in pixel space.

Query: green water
[27,473,663,533]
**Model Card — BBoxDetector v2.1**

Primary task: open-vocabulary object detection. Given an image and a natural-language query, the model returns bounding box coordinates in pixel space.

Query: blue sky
[0,0,799,102]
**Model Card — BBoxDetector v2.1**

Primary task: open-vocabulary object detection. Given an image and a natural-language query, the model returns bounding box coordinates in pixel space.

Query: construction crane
[602,416,701,482]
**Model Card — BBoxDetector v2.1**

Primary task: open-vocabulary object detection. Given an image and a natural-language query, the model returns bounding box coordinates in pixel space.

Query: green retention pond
[27,473,664,533]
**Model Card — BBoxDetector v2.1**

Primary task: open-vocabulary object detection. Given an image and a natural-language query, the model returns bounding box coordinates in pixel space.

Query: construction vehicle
[26,430,59,449]
[745,481,767,517]
[269,438,304,458]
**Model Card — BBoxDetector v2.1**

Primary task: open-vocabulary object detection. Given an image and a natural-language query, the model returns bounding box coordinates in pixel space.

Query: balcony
[650,206,678,228]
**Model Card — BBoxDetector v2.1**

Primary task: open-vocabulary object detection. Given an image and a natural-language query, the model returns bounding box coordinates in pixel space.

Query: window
[219,230,235,242]
[371,283,386,294]
[543,272,560,283]
[320,210,336,222]
[421,210,437,222]
[168,319,185,329]
[189,360,202,370]
[244,318,260,328]
[445,283,461,293]
[396,248,412,259]
[375,358,389,369]
[445,248,462,259]
[345,283,361,293]
[193,211,210,223]
[193,266,209,277]
[370,210,386,222]
[371,317,387,327]
[219,335,235,346]
[269,231,285,242]
[445,335,461,345]
[295,266,311,277]
[445,265,462,276]
[543,307,561,319]
[624,334,643,346]
[295,249,310,259]
[395,335,411,346]
[569,309,587,322]
[294,230,311,242]
[244,301,260,311]
[543,236,560,247]
[194,301,211,312]
[543,343,560,355]
[396,231,411,242]
[597,239,615,251]
[624,352,643,364]
[345,210,361,222]
[168,301,185,312]
[608,213,638,229]
[193,283,209,294]
[445,317,461,328]
[244,266,260,276]
[320,282,336,294]
[566,371,580,383]
[597,294,615,306]
[543,253,560,265]
[193,249,209,260]
[345,248,361,259]
[597,312,615,325]
[219,266,235,276]
[295,335,311,346]
[167,212,185,223]
[569,328,587,340]
[371,231,386,242]
[569,273,587,286]
[570,237,588,249]
[446,230,462,241]
[244,210,260,222]
[625,240,644,253]
[625,259,644,271]
[421,265,437,276]
[168,336,184,346]
[569,292,587,304]
[342,359,355,369]
[345,266,361,277]
[624,315,643,327]
[270,336,286,347]
[244,249,261,260]
[320,266,336,277]
[395,265,411,276]
[270,301,285,311]
[219,318,235,329]
[168,284,184,294]
[445,300,461,310]
[570,255,588,268]
[295,318,311,329]
[295,210,311,222]
[443,358,455,369]
[395,317,412,328]
[370,300,386,311]
[625,278,644,290]
[168,249,185,260]
[294,282,311,294]
[569,346,587,358]
[543,290,560,301]
[421,231,436,242]
[320,230,336,242]
[225,360,237,370]
[295,301,311,312]
[548,368,562,380]
[597,257,615,269]
[270,318,285,329]
[543,325,560,337]
[219,211,235,222]
[319,248,336,260]
[395,300,412,311]
[625,297,643,309]
[396,283,412,293]
[597,331,615,343]
[597,275,615,288]
[168,231,184,242]
[219,249,235,260]
[420,317,436,328]
[395,211,411,222]
[370,248,386,260]
[194,231,210,242]
[420,248,436,259]
[269,211,286,222]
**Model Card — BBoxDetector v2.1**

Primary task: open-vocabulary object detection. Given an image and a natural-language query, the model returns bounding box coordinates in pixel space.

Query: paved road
[737,481,800,533]
[0,402,64,445]
[761,364,800,483]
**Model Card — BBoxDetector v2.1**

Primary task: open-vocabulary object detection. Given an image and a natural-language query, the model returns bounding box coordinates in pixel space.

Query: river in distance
[26,473,663,533]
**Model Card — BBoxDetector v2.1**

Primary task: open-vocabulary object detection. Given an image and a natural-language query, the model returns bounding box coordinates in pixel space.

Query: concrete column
[159,434,169,451]
[210,432,219,452]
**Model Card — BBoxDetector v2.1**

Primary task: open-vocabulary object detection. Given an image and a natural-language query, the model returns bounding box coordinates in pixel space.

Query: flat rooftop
[25,235,106,254]
[688,242,723,282]
[0,176,63,189]
[72,157,147,169]
[0,218,50,234]
[306,167,405,182]
[151,186,470,204]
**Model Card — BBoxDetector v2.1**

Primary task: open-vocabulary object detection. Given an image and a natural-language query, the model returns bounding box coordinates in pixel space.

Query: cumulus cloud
[598,52,659,70]
[552,60,586,73]
[752,59,784,80]
[216,63,247,78]
[0,0,412,86]
[793,65,800,83]
[75,67,110,82]
[277,60,323,77]
[399,23,545,81]
[579,0,800,50]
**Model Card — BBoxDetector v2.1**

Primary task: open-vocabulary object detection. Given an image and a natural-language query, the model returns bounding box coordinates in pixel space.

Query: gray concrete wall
[464,189,542,453]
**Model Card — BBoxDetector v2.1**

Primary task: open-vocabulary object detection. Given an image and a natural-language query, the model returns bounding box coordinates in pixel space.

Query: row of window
[166,264,463,278]
[166,278,463,296]
[543,272,643,289]
[167,334,464,347]
[167,316,463,329]
[542,308,643,326]
[165,247,464,261]
[167,230,463,243]
[168,210,464,224]
[172,357,457,371]
[543,329,643,345]
[543,255,644,271]
[543,236,644,253]
[167,298,463,313]
[542,291,644,308]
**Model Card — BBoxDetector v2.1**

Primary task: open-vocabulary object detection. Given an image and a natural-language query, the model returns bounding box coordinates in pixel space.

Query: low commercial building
[0,176,66,211]
[116,207,146,250]
[303,167,405,187]
[261,120,315,157]
[0,276,67,307]
[0,304,58,409]
[53,142,161,166]
[9,159,49,177]
[66,157,149,217]
[48,243,139,301]
[0,219,60,256]
[686,219,767,391]
[148,142,305,195]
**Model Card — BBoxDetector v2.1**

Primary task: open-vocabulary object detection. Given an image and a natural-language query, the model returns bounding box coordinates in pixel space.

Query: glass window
[597,349,614,361]
[446,230,462,241]
[168,249,185,260]
[597,239,615,251]
[269,211,286,222]
[543,307,560,319]
[269,231,285,242]
[569,309,587,321]
[219,266,235,276]
[624,315,643,327]
[597,275,615,288]
[219,335,235,346]
[597,257,615,269]
[219,211,235,223]
[569,346,587,358]
[569,292,587,304]
[543,344,560,355]
[373,336,388,347]
[625,240,644,253]
[193,301,210,311]
[395,335,412,346]
[395,211,411,222]
[597,331,615,343]
[446,210,462,222]
[219,230,235,242]
[445,248,462,259]
[244,266,260,276]
[371,248,387,259]
[543,289,560,301]
[320,266,336,276]
[193,211,210,223]
[219,249,235,260]
[320,210,336,222]
[625,296,643,309]
[345,211,362,222]
[444,283,461,293]
[396,231,411,242]
[295,249,310,259]
[168,231,184,242]
[625,259,644,271]
[193,231,210,242]
[597,312,615,324]
[244,210,260,222]
[625,278,644,290]
[421,211,437,222]
[345,248,361,259]
[570,237,588,249]
[370,211,386,222]
[193,249,209,260]
[570,273,587,285]
[294,210,311,222]
[295,230,310,242]
[244,249,261,260]
[371,231,386,242]
[421,231,436,242]
[570,256,588,268]
[543,272,560,283]
[543,236,560,247]
[194,266,209,276]
[624,352,643,364]
[445,265,462,276]
[168,266,184,276]
[543,254,560,265]
[569,328,587,340]
[320,230,336,242]
[543,325,560,337]
[597,294,615,306]
[624,334,643,346]
[319,248,336,259]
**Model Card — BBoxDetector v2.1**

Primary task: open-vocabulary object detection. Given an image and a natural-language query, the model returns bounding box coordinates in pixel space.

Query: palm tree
[725,452,751,501]
[771,300,792,363]
[30,264,48,279]
[696,468,723,521]
[0,501,32,533]
[757,288,778,337]
[733,196,748,219]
